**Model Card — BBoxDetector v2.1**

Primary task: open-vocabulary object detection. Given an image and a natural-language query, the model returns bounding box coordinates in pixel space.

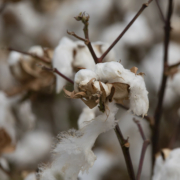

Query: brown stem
[133,119,150,180]
[67,30,88,42]
[41,66,74,84]
[98,0,153,62]
[114,124,136,180]
[152,0,173,164]
[7,47,51,63]
[155,0,166,23]
[168,60,180,69]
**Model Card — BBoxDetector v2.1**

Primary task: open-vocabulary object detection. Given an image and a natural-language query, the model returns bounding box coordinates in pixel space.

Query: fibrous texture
[38,103,118,180]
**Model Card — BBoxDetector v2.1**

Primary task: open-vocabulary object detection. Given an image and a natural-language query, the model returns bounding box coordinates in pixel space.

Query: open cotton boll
[39,103,118,180]
[53,38,76,93]
[74,69,97,92]
[153,148,180,180]
[94,62,125,82]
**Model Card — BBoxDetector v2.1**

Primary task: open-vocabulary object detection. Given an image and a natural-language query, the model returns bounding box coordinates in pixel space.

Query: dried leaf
[81,98,97,109]
[130,67,138,74]
[108,86,115,102]
[111,82,129,100]
[87,78,97,94]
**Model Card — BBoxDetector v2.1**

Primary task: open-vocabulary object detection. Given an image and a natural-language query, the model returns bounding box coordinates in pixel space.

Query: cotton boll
[153,148,180,180]
[39,103,118,180]
[53,37,75,93]
[74,69,97,92]
[5,131,52,168]
[142,43,180,91]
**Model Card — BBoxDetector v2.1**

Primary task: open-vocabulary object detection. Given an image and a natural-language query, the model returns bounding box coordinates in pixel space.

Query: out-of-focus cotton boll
[7,1,45,37]
[39,103,118,180]
[78,107,97,129]
[142,43,180,92]
[17,100,36,130]
[78,149,116,180]
[0,91,16,143]
[24,173,36,180]
[153,148,180,180]
[5,131,52,168]
[74,69,97,92]
[53,37,75,93]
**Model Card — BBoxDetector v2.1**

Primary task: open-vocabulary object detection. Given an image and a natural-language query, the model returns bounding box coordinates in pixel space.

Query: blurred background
[0,0,180,180]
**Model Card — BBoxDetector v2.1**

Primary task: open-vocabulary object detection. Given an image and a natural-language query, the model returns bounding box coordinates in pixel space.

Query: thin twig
[133,119,150,180]
[7,47,51,63]
[67,30,88,42]
[152,0,173,164]
[98,0,153,62]
[41,65,74,84]
[155,0,166,23]
[114,124,136,180]
[72,12,99,64]
[168,60,180,69]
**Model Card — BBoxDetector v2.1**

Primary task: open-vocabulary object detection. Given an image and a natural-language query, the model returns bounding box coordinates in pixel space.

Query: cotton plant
[37,8,150,179]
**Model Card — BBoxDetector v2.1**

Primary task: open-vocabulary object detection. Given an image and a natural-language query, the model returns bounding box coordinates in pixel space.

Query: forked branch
[133,119,150,180]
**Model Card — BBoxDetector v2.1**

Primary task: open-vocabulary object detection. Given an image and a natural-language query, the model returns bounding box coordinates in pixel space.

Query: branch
[133,119,150,180]
[155,0,166,23]
[41,65,74,84]
[98,0,153,62]
[7,47,51,63]
[114,124,136,180]
[73,12,99,64]
[152,0,173,164]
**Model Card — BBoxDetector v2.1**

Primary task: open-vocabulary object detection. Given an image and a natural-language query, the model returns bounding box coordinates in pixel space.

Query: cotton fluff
[53,37,117,93]
[152,148,180,180]
[38,103,118,180]
[78,107,97,129]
